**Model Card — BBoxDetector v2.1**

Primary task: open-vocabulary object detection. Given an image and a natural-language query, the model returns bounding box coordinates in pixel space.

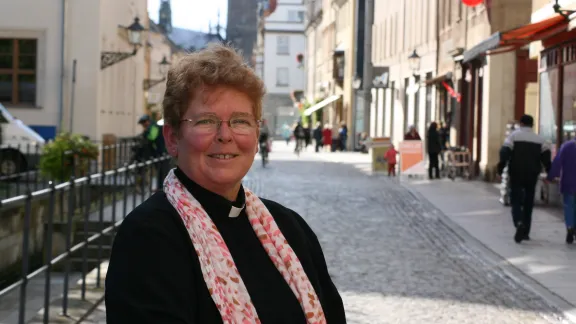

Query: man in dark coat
[497,114,552,243]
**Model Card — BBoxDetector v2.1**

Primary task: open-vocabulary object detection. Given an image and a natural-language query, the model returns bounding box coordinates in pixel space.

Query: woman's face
[164,87,259,198]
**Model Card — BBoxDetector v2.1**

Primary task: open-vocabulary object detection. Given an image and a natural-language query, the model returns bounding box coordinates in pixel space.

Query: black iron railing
[0,140,171,324]
[0,138,140,200]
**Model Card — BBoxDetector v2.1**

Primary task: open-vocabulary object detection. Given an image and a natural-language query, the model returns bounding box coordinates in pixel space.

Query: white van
[0,103,46,177]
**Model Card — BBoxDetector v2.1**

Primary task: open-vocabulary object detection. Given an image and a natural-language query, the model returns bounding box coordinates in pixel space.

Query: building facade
[260,0,307,135]
[0,0,149,141]
[302,0,357,149]
[367,0,537,179]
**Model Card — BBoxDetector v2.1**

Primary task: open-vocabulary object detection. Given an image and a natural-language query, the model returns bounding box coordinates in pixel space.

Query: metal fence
[0,137,141,199]
[0,140,171,324]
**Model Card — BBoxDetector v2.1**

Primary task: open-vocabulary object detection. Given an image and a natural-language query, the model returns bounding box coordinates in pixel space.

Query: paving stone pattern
[84,147,572,323]
[248,149,571,324]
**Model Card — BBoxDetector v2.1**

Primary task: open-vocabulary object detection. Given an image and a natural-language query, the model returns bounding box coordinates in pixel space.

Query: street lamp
[553,0,576,18]
[101,17,146,70]
[159,55,171,75]
[144,56,172,90]
[408,49,421,77]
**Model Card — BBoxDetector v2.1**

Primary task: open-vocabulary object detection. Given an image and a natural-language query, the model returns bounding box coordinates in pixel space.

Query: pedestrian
[404,125,421,140]
[497,114,552,243]
[137,114,168,192]
[105,43,346,324]
[322,124,333,152]
[426,122,442,180]
[547,138,576,243]
[338,122,348,151]
[313,121,323,153]
[385,144,398,177]
[293,121,305,152]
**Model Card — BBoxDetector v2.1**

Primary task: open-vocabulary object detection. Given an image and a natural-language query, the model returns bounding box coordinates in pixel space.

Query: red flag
[442,81,462,103]
[463,0,483,7]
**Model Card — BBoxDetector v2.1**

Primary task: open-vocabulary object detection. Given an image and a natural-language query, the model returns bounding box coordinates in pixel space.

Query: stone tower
[158,0,172,34]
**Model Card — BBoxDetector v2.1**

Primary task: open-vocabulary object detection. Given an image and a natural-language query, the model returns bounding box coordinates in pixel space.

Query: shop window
[539,69,559,145]
[562,63,576,143]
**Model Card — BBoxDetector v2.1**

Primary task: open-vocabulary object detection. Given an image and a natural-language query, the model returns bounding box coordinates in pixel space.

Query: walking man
[497,114,552,243]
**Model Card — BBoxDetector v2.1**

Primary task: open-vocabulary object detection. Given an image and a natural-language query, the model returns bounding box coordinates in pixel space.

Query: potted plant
[39,133,99,182]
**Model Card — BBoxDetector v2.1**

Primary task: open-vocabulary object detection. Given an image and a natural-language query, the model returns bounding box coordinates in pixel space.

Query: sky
[147,0,228,34]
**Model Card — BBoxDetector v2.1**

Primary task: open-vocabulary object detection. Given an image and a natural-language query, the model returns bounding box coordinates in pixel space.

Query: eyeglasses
[181,114,261,135]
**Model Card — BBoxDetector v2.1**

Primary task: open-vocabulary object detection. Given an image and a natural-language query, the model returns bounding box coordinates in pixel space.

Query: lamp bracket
[553,0,576,19]
[101,48,137,70]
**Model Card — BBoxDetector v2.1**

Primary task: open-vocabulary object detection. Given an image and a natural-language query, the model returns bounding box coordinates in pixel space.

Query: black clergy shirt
[105,168,347,324]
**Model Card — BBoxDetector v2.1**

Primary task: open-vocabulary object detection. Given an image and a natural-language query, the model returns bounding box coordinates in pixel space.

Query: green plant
[39,133,99,181]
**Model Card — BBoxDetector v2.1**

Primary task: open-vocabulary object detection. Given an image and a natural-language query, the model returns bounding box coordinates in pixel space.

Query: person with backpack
[138,114,168,191]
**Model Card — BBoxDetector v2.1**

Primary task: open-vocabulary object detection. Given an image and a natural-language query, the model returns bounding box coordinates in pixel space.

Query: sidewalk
[404,177,576,321]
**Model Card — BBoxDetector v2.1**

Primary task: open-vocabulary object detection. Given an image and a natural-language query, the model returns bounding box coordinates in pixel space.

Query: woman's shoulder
[259,198,318,241]
[119,192,184,237]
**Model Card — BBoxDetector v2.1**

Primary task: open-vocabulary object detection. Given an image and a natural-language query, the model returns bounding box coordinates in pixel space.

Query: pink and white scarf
[163,170,326,324]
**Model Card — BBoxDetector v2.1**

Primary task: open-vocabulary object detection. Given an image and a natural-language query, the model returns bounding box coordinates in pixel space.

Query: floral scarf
[163,170,326,324]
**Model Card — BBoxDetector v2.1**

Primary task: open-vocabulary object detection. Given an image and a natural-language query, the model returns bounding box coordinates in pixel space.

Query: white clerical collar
[228,205,245,218]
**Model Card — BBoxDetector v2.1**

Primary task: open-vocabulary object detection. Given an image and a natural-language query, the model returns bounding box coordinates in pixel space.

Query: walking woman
[547,138,576,243]
[427,122,442,179]
[105,43,346,324]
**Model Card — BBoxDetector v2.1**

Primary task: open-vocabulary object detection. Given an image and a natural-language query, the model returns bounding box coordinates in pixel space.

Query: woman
[404,125,421,140]
[427,122,442,179]
[105,44,346,324]
[547,138,576,243]
[322,125,333,152]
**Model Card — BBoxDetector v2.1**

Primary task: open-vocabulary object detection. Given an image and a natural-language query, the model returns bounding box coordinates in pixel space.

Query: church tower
[158,0,172,34]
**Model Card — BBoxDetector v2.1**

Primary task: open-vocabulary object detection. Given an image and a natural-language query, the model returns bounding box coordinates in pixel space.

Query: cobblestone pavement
[245,144,572,324]
[84,143,572,324]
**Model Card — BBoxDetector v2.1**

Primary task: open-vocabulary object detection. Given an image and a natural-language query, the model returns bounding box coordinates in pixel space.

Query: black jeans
[510,178,538,235]
[428,152,440,179]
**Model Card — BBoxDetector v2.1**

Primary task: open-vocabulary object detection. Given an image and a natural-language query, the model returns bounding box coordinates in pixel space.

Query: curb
[403,183,576,324]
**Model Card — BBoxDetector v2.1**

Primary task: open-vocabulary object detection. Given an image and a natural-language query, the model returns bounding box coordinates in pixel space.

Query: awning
[303,95,341,116]
[425,72,453,85]
[463,14,568,63]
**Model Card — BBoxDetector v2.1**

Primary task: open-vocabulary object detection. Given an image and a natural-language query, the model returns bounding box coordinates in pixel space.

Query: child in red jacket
[384,145,398,176]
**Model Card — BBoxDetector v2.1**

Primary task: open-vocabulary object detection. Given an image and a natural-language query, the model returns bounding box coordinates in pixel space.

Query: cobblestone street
[83,141,572,324]
[243,142,571,324]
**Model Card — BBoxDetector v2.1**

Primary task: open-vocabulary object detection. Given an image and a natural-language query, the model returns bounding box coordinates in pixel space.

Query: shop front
[539,29,576,156]
[460,14,567,178]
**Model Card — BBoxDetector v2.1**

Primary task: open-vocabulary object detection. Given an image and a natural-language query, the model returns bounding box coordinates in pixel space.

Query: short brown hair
[162,43,266,131]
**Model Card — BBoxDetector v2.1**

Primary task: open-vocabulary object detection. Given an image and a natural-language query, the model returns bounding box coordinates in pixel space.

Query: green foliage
[39,133,99,181]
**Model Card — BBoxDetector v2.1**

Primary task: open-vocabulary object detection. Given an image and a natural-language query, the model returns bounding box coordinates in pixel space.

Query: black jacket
[497,127,552,183]
[426,128,442,154]
[105,169,346,324]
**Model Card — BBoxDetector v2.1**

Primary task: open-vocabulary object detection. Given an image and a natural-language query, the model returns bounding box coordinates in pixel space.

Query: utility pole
[362,0,374,138]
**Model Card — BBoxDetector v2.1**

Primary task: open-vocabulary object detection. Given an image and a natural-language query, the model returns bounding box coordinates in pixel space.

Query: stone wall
[0,184,122,288]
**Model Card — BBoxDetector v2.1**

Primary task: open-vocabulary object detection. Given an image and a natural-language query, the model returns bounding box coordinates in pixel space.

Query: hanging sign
[463,0,483,7]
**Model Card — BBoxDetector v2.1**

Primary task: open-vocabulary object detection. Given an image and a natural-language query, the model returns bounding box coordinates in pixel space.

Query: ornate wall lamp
[408,49,421,77]
[101,17,146,70]
[143,56,171,90]
[553,0,576,19]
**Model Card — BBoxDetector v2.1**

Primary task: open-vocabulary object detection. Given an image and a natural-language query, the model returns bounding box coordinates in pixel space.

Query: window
[539,69,559,146]
[276,67,289,87]
[288,10,305,23]
[277,36,289,55]
[562,63,576,143]
[0,38,37,106]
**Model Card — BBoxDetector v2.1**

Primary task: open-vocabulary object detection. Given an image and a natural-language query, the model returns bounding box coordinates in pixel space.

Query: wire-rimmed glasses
[181,113,260,135]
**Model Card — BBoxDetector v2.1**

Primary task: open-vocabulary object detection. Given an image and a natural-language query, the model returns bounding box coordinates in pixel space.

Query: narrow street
[79,141,571,324]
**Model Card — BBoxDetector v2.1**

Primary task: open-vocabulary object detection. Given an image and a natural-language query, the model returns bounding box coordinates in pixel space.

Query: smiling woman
[104,43,347,324]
